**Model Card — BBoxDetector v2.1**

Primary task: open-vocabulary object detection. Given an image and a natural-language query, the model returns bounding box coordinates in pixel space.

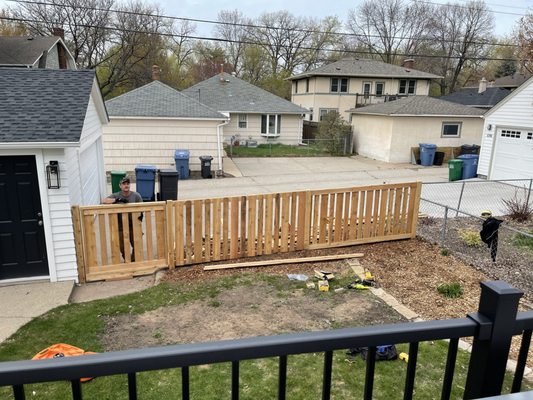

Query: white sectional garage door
[491,128,533,180]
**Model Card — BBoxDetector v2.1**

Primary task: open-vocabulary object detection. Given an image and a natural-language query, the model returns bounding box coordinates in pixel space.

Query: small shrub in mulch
[437,283,463,299]
[458,229,482,247]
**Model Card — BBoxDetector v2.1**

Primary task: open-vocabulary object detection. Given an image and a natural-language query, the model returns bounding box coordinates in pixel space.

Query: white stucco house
[478,76,533,180]
[0,68,108,283]
[348,96,485,163]
[183,72,308,146]
[103,78,228,173]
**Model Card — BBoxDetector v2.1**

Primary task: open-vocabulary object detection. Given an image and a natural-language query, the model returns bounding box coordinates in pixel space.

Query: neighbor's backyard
[0,238,532,399]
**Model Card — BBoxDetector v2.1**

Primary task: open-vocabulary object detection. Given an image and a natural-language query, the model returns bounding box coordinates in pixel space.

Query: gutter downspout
[216,115,230,175]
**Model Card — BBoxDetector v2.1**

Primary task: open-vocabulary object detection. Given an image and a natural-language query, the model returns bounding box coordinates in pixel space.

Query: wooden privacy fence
[73,182,421,282]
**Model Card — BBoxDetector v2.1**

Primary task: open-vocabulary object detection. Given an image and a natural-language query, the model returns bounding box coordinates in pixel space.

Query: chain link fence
[226,137,353,157]
[418,180,533,297]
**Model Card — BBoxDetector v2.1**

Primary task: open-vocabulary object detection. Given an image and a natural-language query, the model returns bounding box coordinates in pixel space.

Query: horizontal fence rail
[73,182,421,282]
[0,282,531,400]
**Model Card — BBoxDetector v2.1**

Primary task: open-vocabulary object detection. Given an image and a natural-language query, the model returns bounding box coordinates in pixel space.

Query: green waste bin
[111,170,127,193]
[448,160,463,182]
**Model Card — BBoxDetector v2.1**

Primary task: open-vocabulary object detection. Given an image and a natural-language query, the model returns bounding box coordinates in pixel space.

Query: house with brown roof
[288,58,441,122]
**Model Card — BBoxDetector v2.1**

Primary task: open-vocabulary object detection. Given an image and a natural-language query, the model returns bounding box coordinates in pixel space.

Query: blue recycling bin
[174,149,190,180]
[419,143,437,166]
[135,164,156,201]
[457,154,479,179]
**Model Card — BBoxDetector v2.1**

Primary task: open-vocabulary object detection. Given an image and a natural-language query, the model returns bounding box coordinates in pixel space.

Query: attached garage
[479,76,533,180]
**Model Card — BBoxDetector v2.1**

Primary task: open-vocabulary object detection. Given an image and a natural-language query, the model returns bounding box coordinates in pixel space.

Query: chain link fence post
[527,179,532,207]
[440,206,449,247]
[456,181,466,217]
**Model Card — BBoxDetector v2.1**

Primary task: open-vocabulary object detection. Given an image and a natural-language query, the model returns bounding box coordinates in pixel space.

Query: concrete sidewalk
[0,275,159,343]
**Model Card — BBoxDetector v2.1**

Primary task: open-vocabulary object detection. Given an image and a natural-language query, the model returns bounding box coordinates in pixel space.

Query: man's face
[119,181,131,194]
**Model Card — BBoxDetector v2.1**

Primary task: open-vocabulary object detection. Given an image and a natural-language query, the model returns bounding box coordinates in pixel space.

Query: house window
[363,82,371,99]
[501,129,521,138]
[376,82,385,97]
[306,78,309,93]
[238,114,247,129]
[399,79,416,95]
[441,122,462,138]
[319,108,338,121]
[261,114,281,136]
[330,77,348,93]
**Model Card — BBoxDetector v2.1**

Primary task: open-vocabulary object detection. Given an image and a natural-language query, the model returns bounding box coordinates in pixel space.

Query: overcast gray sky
[1,0,531,37]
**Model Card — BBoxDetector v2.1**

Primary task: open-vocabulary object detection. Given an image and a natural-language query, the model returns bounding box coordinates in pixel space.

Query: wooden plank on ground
[203,253,365,271]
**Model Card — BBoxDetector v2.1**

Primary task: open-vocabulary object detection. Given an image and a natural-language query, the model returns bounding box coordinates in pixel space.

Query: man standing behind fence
[102,176,143,262]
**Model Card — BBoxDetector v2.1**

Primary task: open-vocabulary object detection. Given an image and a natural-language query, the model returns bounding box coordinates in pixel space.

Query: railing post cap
[480,281,523,297]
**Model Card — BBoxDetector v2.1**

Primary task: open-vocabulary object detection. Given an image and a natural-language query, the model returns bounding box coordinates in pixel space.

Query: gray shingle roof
[182,73,308,114]
[0,36,60,66]
[0,68,97,143]
[105,81,226,119]
[288,58,442,80]
[349,96,485,116]
[439,87,510,108]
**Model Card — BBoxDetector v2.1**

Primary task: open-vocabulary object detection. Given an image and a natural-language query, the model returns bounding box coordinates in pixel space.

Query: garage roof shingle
[348,96,485,116]
[182,73,308,114]
[0,36,60,66]
[0,68,96,143]
[105,81,226,119]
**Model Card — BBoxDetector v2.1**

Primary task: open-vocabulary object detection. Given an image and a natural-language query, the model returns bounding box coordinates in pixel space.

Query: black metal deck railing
[0,281,532,400]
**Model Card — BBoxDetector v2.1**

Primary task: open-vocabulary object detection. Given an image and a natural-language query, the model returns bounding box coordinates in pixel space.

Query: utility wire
[413,0,527,17]
[6,0,523,49]
[0,15,520,62]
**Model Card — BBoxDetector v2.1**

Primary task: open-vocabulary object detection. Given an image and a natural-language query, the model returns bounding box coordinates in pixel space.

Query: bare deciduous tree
[515,13,533,74]
[346,0,431,64]
[215,9,251,76]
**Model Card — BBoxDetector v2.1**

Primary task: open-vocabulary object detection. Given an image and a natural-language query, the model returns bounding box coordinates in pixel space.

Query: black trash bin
[433,151,445,166]
[158,169,179,201]
[199,156,213,179]
[460,144,480,155]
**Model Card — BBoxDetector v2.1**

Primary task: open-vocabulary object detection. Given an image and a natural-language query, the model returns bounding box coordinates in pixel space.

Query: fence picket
[357,191,365,239]
[312,194,320,244]
[240,196,247,257]
[146,210,153,261]
[175,204,184,266]
[289,193,297,251]
[281,193,290,252]
[132,212,143,262]
[273,194,281,253]
[121,213,131,263]
[185,201,193,264]
[378,189,388,237]
[364,190,374,238]
[298,192,307,250]
[319,193,328,244]
[205,200,211,261]
[98,214,108,266]
[222,198,230,259]
[264,194,273,255]
[334,192,343,242]
[230,198,239,259]
[257,196,264,256]
[342,192,350,241]
[393,188,403,235]
[213,199,221,261]
[156,209,165,261]
[193,200,203,263]
[349,191,358,240]
[247,196,257,257]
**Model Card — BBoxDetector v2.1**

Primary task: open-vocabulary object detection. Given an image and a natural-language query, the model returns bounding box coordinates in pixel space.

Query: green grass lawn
[225,143,344,157]
[0,275,530,399]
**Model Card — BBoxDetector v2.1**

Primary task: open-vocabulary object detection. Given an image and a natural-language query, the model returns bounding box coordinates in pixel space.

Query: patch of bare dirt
[102,238,530,363]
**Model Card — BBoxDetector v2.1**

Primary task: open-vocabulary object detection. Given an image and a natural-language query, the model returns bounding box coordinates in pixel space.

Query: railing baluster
[403,342,419,400]
[441,338,459,400]
[322,350,333,400]
[232,361,239,400]
[71,379,82,400]
[364,346,376,400]
[128,372,137,400]
[512,329,532,393]
[13,384,25,400]
[278,355,287,400]
[182,366,190,400]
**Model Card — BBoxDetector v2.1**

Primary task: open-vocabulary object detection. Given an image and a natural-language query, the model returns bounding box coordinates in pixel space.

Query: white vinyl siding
[103,118,222,172]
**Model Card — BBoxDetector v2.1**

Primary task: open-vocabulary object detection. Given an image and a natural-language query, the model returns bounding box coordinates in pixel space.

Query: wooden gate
[73,182,421,282]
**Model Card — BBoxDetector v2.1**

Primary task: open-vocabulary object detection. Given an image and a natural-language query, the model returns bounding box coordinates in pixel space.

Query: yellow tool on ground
[364,270,375,281]
[399,352,409,363]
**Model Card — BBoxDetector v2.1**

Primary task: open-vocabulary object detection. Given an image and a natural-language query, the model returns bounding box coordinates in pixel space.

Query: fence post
[456,181,466,217]
[440,206,448,247]
[71,205,86,284]
[526,179,532,207]
[463,281,523,399]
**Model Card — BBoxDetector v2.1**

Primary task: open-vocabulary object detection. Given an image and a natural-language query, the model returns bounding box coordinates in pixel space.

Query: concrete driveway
[177,156,448,200]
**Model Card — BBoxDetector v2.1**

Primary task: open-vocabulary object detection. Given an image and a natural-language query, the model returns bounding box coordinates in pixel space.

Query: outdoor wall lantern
[487,124,492,131]
[46,161,61,189]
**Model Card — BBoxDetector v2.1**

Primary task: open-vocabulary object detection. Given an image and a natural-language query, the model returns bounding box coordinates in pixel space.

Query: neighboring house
[183,72,308,146]
[0,68,108,283]
[348,96,484,163]
[104,75,228,173]
[465,72,531,92]
[478,76,533,180]
[439,78,510,110]
[288,58,441,122]
[0,29,76,69]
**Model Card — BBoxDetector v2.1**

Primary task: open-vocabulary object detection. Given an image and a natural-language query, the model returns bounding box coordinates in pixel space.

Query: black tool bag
[347,345,398,361]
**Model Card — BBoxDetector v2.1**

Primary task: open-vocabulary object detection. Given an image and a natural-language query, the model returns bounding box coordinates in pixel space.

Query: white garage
[479,76,533,180]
